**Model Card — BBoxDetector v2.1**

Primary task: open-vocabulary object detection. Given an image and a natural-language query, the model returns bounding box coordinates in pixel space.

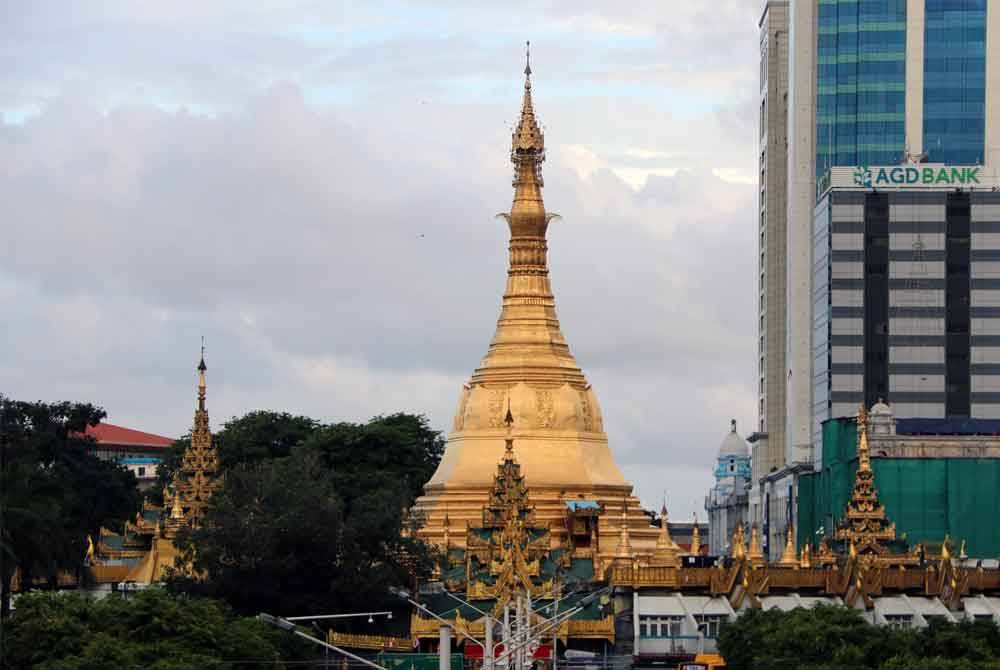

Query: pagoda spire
[197,337,207,412]
[174,345,221,526]
[778,525,798,567]
[689,514,701,555]
[833,404,897,555]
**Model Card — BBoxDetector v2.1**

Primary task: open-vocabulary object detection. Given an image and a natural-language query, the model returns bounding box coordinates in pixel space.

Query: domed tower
[413,48,657,558]
[705,420,750,555]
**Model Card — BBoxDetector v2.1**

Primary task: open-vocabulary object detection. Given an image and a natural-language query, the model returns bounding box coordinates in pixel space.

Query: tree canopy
[718,604,1000,670]
[168,411,443,617]
[0,396,139,618]
[3,588,304,670]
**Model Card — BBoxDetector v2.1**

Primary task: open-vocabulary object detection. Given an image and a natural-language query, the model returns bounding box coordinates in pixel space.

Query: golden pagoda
[830,404,916,565]
[413,46,657,560]
[101,350,222,583]
[170,351,221,526]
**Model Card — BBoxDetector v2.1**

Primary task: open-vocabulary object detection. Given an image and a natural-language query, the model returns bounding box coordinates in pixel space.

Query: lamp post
[259,613,388,670]
[286,611,393,622]
[390,587,493,670]
[312,622,330,670]
[492,588,611,670]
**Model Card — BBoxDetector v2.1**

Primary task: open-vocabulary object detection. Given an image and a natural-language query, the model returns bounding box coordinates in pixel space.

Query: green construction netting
[798,417,1000,556]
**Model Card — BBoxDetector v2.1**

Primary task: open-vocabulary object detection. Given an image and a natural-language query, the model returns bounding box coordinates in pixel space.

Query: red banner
[463,643,552,659]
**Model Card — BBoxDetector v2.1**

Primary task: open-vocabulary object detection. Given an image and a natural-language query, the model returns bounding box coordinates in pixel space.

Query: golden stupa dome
[413,49,658,558]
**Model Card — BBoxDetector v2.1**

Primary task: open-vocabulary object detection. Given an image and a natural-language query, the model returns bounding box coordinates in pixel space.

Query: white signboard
[818,164,1000,199]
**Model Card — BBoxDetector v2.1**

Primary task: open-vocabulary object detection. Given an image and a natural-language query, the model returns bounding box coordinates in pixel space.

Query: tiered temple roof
[87,351,221,586]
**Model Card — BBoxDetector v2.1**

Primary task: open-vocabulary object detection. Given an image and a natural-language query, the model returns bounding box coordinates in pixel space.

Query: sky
[1,1,761,520]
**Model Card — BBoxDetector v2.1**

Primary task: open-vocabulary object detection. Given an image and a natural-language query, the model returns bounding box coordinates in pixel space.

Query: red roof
[82,422,174,448]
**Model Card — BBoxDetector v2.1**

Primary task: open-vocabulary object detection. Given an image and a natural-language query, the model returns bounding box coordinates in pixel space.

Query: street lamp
[390,587,494,670]
[258,613,388,670]
[286,611,393,622]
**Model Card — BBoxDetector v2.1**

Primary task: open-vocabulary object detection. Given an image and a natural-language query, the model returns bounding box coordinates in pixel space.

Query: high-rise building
[756,1,790,477]
[766,0,1000,466]
[812,166,1000,435]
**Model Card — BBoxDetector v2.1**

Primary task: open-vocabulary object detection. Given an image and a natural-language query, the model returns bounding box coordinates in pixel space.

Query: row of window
[637,615,725,640]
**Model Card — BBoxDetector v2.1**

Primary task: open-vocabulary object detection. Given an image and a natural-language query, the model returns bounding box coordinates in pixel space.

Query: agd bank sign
[852,165,981,187]
[818,164,1000,198]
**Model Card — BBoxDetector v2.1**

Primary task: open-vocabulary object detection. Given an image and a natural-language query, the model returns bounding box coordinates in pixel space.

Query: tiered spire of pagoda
[478,411,551,606]
[833,404,897,556]
[166,347,221,532]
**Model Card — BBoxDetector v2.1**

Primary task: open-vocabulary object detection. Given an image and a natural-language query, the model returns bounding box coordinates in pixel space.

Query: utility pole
[439,625,451,670]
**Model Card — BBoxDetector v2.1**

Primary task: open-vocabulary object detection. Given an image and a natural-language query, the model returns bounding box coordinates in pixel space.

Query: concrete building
[757,1,790,474]
[704,421,751,556]
[770,0,1000,467]
[812,167,1000,438]
[83,422,174,490]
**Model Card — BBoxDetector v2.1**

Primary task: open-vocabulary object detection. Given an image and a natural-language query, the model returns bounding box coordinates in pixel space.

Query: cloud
[0,2,759,520]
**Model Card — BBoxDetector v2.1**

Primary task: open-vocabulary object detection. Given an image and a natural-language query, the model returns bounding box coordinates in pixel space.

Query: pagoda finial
[504,395,515,454]
[799,542,812,568]
[524,40,531,77]
[690,513,701,555]
[197,338,207,412]
[504,43,547,241]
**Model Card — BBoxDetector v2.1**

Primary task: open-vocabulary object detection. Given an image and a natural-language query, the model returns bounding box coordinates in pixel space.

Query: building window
[883,614,912,629]
[138,467,146,477]
[696,615,724,639]
[639,615,684,638]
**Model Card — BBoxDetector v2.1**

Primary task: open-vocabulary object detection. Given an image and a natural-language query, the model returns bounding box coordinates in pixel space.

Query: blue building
[814,0,989,176]
[704,421,751,556]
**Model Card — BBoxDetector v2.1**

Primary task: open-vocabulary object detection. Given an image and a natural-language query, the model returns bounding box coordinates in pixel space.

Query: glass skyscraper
[816,0,907,176]
[923,0,987,164]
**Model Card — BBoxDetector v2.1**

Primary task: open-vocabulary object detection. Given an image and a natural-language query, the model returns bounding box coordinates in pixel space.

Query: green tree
[0,397,139,618]
[3,588,301,669]
[167,411,442,616]
[719,605,1000,670]
[154,411,318,502]
[307,413,445,506]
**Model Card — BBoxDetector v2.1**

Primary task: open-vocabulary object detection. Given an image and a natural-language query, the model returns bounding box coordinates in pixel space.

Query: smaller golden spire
[731,522,746,559]
[690,514,701,555]
[778,525,798,567]
[799,542,812,569]
[857,403,871,473]
[941,535,951,562]
[651,501,680,567]
[170,489,184,520]
[748,524,765,567]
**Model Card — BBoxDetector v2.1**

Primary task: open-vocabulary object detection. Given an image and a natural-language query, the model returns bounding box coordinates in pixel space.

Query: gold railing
[328,632,412,651]
[567,616,615,641]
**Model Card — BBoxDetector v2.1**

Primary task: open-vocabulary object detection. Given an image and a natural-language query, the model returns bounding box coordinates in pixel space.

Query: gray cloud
[1,1,758,519]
